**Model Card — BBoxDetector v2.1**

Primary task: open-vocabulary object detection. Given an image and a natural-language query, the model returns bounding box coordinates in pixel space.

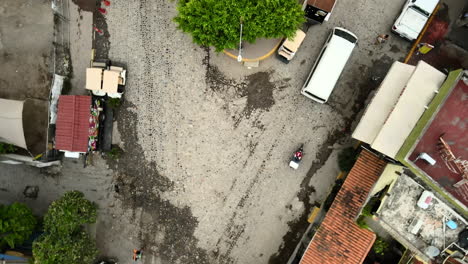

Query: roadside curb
[223,39,283,62]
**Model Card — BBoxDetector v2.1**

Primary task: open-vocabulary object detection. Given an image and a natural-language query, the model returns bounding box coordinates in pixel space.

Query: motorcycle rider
[294,150,303,161]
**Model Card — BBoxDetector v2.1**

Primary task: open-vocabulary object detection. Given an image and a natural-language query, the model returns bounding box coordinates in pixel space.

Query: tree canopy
[43,191,97,236]
[33,191,98,264]
[0,202,36,249]
[33,230,98,264]
[174,0,305,51]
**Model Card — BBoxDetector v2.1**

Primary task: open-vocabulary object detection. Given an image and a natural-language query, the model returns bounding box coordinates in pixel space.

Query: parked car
[392,0,439,41]
[277,29,306,63]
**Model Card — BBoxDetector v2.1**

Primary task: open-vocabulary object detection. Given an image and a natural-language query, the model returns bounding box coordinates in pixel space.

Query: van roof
[304,32,356,102]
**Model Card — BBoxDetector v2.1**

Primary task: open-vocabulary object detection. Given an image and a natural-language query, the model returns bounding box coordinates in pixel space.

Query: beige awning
[0,99,27,150]
[102,70,120,93]
[352,62,415,144]
[353,61,448,158]
[86,68,103,91]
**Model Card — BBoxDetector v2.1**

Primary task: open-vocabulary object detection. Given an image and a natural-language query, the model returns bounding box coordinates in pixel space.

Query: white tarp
[49,74,65,124]
[353,62,416,144]
[0,99,27,150]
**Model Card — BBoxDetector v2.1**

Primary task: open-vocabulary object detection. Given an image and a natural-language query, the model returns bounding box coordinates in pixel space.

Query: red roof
[55,95,91,152]
[300,149,387,264]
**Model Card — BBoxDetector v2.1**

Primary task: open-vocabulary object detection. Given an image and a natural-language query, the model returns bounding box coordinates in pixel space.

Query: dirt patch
[71,0,96,12]
[390,45,401,53]
[107,102,211,264]
[203,49,247,96]
[242,72,276,118]
[203,50,278,124]
[93,11,111,60]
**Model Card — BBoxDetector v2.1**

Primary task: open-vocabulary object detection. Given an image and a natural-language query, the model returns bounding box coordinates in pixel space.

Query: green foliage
[338,147,359,172]
[0,202,37,248]
[356,215,369,229]
[33,191,98,264]
[108,98,121,109]
[361,197,380,217]
[373,237,389,255]
[107,146,123,160]
[0,142,17,154]
[33,230,98,264]
[43,191,97,236]
[174,0,305,52]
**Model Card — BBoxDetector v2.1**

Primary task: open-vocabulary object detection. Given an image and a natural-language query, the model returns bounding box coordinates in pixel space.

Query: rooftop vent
[414,152,436,166]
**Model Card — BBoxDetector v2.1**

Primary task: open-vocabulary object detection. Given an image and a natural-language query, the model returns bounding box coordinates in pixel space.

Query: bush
[107,98,121,109]
[373,237,389,255]
[33,191,98,264]
[338,147,359,172]
[0,202,37,248]
[361,197,379,217]
[356,215,369,229]
[107,146,123,160]
[43,191,97,236]
[0,143,17,154]
[33,230,98,264]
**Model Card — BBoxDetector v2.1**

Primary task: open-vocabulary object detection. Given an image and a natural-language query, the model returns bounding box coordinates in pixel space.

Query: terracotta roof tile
[55,95,91,152]
[300,149,386,264]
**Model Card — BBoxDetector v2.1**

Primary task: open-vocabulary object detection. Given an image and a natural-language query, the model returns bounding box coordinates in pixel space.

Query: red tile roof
[300,149,387,264]
[55,95,91,152]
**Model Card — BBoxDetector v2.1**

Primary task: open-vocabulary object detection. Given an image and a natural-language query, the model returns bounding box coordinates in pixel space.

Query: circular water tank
[424,246,440,258]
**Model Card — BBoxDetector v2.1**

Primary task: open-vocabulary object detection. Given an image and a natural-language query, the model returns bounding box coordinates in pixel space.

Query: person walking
[133,249,142,262]
[375,34,389,44]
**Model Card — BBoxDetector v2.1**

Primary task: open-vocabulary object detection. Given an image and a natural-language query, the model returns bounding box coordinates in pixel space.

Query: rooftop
[397,70,468,210]
[352,61,446,159]
[55,95,91,153]
[376,173,467,262]
[300,149,386,264]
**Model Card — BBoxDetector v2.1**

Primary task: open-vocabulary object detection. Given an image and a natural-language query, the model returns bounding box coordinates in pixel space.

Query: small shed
[303,0,337,24]
[55,95,91,154]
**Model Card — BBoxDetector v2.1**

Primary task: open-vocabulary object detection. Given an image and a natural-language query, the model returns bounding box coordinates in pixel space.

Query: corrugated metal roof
[300,149,387,264]
[55,95,91,152]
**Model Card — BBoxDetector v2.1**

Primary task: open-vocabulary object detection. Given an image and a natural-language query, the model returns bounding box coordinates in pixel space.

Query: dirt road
[101,0,409,263]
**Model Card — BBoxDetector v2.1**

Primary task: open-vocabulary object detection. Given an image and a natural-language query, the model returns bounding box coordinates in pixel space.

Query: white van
[301,27,358,103]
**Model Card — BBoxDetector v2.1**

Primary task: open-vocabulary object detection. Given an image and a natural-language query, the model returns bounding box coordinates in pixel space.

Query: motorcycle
[289,144,304,170]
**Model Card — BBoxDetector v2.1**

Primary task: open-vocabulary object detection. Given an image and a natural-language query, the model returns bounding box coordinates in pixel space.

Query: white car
[392,0,439,41]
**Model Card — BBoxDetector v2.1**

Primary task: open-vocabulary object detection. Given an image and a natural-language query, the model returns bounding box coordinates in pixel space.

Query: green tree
[43,191,97,236]
[33,191,98,264]
[32,230,98,264]
[174,0,305,51]
[0,202,37,248]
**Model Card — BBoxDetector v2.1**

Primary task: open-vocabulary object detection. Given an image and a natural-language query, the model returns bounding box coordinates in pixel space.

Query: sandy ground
[0,0,52,100]
[68,0,93,95]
